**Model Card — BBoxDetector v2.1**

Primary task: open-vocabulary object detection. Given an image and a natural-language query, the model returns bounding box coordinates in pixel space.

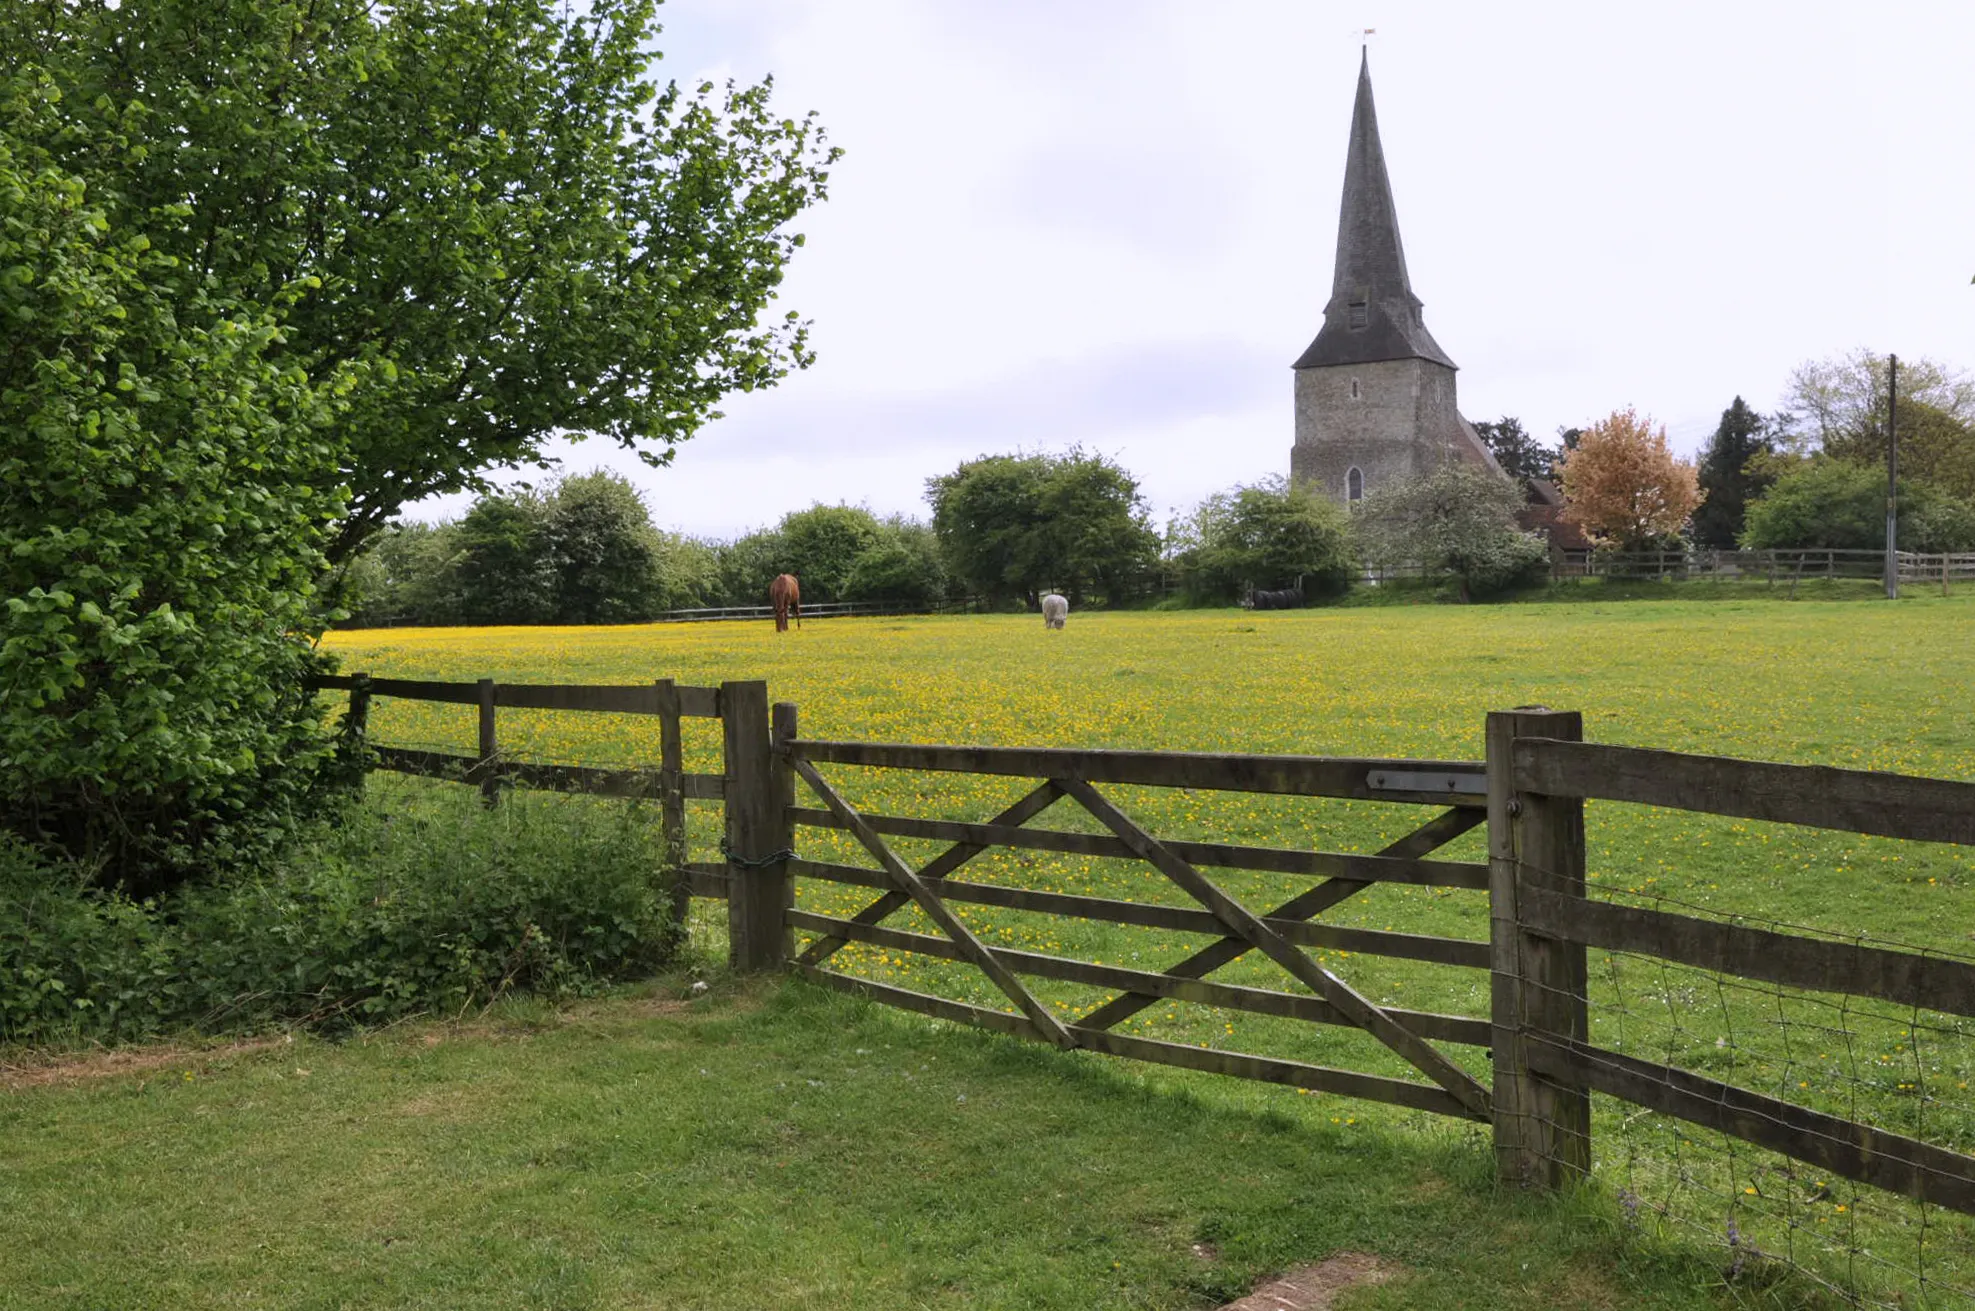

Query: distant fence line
[653,597,987,624]
[1360,547,1975,593]
[1554,547,1975,586]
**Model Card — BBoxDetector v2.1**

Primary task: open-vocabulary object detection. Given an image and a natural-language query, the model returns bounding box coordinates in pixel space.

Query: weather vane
[1350,27,1377,47]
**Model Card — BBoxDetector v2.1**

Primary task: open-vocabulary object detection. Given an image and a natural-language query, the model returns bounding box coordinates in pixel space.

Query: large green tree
[1178,476,1353,603]
[925,456,1047,606]
[927,450,1158,607]
[544,472,667,625]
[1690,397,1776,549]
[1470,417,1559,495]
[4,0,839,562]
[775,505,884,605]
[1740,459,1975,552]
[452,493,556,626]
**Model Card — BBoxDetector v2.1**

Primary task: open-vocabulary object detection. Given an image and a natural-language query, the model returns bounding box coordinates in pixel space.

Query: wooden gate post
[656,679,689,929]
[1487,707,1592,1188]
[722,680,794,972]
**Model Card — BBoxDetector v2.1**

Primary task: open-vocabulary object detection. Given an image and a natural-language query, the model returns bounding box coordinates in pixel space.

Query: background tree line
[340,475,953,626]
[1470,348,1975,556]
[342,446,1169,625]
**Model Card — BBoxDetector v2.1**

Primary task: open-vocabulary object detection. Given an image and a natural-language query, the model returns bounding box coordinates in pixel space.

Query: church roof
[1293,51,1456,372]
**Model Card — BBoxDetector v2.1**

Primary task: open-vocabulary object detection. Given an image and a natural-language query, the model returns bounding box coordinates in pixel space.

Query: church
[1289,52,1547,512]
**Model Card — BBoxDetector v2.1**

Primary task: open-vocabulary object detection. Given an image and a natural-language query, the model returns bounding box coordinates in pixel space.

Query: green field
[316,598,1975,1301]
[8,597,1975,1308]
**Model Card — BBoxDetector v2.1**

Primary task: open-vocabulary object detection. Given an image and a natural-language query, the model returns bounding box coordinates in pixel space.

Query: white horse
[1041,594,1068,629]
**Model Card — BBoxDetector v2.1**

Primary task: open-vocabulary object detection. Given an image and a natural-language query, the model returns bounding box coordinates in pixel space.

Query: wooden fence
[1553,546,1975,591]
[315,673,724,928]
[1496,722,1975,1210]
[321,676,1975,1218]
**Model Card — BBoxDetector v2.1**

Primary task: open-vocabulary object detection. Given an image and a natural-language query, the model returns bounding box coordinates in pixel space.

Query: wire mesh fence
[1541,881,1975,1308]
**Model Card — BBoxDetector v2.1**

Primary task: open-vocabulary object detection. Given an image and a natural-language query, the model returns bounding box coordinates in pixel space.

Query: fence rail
[793,739,1489,806]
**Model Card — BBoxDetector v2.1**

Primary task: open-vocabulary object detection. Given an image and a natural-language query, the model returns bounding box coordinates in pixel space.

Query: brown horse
[769,574,801,632]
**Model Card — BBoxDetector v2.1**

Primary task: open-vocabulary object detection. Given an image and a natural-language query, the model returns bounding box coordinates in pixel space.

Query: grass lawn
[8,595,1972,1307]
[4,976,1762,1310]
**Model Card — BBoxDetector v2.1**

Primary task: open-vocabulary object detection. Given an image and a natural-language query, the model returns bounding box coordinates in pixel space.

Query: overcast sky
[411,0,1975,541]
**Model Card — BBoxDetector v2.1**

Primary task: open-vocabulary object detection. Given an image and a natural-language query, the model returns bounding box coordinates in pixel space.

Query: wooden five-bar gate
[322,677,1975,1221]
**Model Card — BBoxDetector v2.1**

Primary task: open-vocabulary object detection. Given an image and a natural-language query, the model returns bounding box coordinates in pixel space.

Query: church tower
[1290,51,1499,504]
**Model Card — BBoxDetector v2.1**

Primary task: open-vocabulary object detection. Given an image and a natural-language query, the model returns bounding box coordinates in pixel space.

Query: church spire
[1293,51,1455,371]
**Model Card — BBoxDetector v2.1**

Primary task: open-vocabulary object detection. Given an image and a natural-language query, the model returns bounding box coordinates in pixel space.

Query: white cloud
[405,0,1975,534]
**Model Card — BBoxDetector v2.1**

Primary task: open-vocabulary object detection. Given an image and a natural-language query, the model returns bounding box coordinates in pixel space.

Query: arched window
[1346,467,1364,501]
[1349,377,1361,400]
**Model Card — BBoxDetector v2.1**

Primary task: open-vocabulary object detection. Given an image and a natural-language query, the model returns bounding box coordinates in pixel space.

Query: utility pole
[1885,354,1899,600]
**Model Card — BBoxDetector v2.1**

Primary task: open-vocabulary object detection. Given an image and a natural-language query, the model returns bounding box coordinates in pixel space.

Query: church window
[1348,296,1369,330]
[1347,467,1364,501]
[1349,378,1361,400]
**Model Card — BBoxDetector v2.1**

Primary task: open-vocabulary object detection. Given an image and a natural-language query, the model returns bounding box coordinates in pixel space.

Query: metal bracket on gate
[1367,769,1487,797]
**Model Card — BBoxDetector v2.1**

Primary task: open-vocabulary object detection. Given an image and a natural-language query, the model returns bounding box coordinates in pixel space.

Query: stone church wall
[1289,357,1466,504]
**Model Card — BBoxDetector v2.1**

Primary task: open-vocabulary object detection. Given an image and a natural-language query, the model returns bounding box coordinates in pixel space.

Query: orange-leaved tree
[1557,407,1704,550]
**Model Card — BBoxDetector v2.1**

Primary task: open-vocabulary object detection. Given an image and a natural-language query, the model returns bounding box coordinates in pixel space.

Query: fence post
[722,680,794,972]
[656,679,689,929]
[477,677,500,807]
[347,671,372,739]
[1487,707,1592,1189]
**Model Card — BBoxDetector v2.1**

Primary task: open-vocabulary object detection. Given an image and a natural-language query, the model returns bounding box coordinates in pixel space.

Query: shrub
[1178,475,1354,603]
[843,519,949,604]
[1353,462,1549,601]
[1741,458,1975,552]
[0,784,680,1044]
[1,82,347,894]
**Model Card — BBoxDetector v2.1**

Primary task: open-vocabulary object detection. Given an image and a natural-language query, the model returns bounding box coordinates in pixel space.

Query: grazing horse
[770,574,801,632]
[1244,587,1304,611]
[1040,594,1069,629]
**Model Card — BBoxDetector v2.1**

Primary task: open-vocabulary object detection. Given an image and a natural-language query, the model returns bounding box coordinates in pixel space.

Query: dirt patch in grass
[0,1035,291,1092]
[1217,1251,1400,1310]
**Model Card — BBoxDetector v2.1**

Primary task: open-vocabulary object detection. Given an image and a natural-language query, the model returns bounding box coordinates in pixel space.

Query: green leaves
[0,82,344,892]
[2,0,837,884]
[1179,476,1355,603]
[1354,463,1549,601]
[928,450,1160,606]
[4,0,838,562]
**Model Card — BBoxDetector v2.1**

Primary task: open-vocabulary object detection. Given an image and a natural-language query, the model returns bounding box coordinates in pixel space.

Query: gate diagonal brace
[1078,807,1483,1033]
[1056,777,1492,1118]
[789,757,1078,1050]
[796,780,1064,969]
